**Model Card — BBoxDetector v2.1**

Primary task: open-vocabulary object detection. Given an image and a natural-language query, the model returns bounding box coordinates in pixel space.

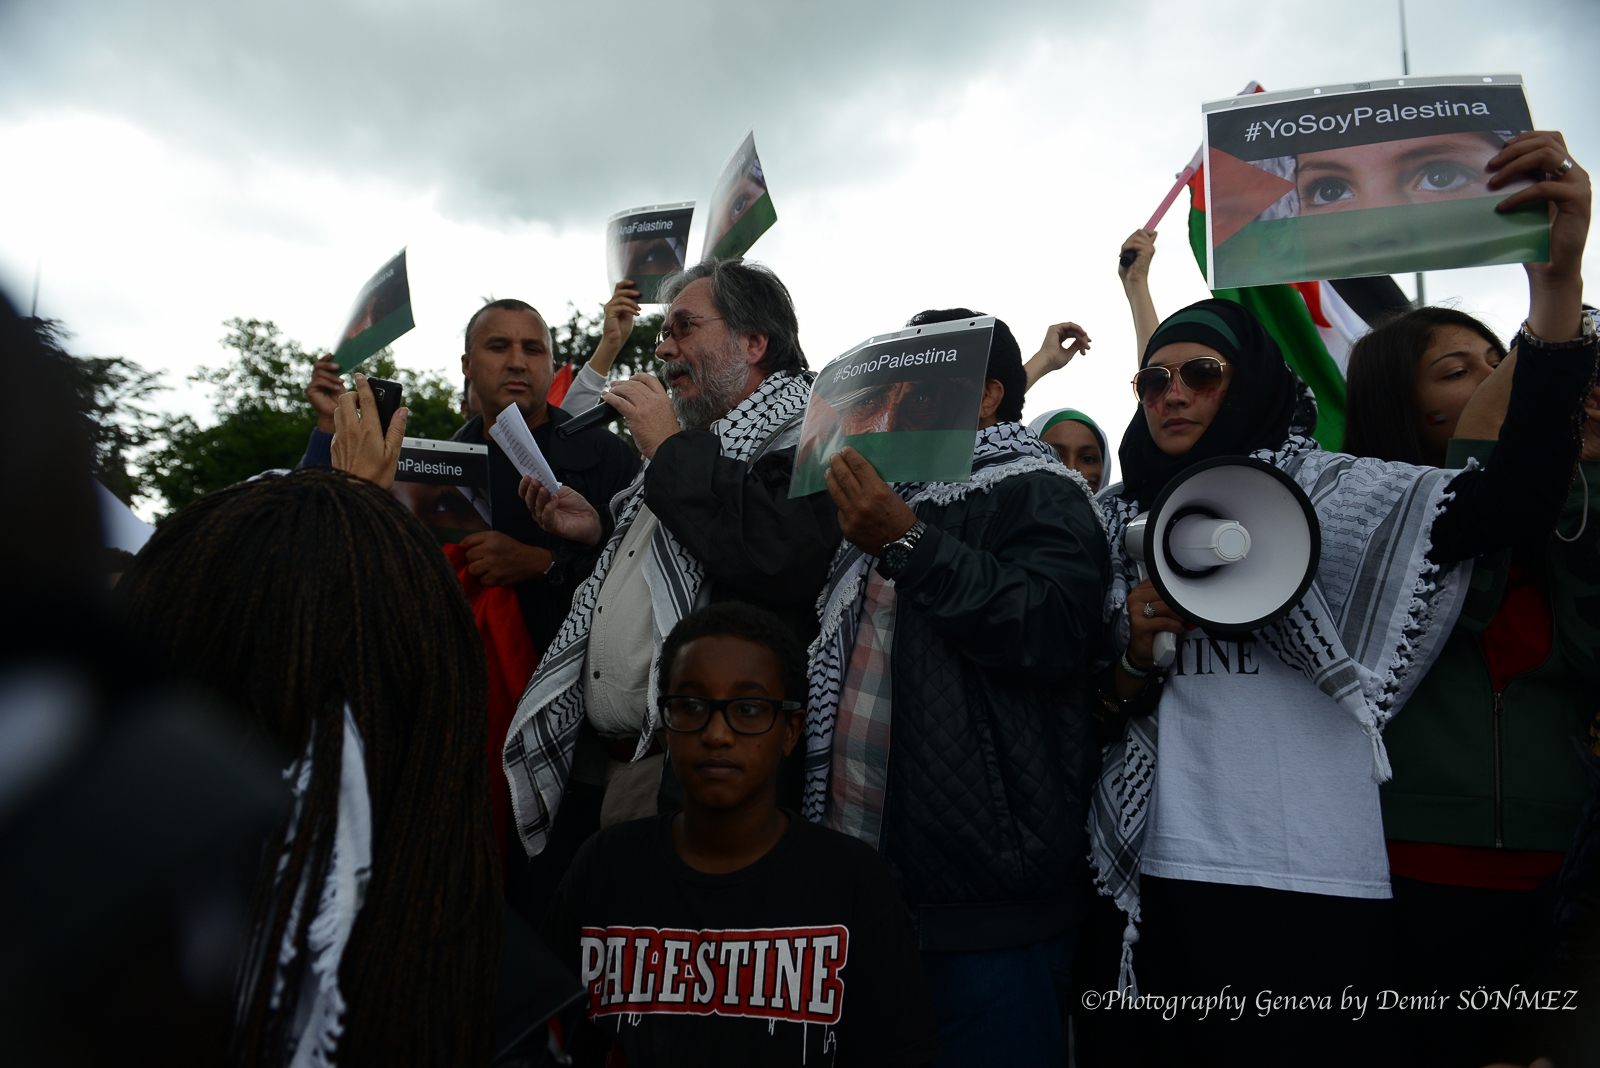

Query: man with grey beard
[499,260,840,902]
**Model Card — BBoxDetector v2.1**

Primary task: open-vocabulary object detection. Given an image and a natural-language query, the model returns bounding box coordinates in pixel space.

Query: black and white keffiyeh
[803,421,1102,825]
[260,704,372,1068]
[502,371,814,856]
[1087,433,1474,994]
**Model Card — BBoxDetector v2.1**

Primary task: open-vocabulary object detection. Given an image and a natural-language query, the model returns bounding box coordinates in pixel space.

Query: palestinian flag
[1185,167,1410,451]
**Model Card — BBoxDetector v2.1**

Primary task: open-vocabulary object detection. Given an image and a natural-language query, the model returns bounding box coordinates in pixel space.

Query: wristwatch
[543,554,566,587]
[875,520,927,580]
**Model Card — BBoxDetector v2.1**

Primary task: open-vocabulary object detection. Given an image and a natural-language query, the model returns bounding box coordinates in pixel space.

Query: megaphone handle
[1131,561,1177,669]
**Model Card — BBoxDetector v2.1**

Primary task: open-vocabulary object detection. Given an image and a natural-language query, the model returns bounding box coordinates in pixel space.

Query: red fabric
[1387,840,1566,890]
[441,542,541,867]
[1480,565,1553,692]
[548,362,575,407]
[1187,163,1207,212]
[1290,280,1332,328]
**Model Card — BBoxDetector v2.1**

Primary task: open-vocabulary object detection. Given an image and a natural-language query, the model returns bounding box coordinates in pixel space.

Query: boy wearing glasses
[542,603,940,1067]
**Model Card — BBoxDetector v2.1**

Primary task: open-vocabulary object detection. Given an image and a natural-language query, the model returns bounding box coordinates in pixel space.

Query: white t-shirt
[1139,631,1392,899]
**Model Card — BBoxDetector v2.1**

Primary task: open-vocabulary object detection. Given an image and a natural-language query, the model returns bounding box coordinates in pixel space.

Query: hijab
[1117,299,1308,505]
[1028,407,1111,491]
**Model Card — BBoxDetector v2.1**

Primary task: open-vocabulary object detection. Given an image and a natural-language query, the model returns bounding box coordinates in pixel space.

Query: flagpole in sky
[1400,0,1426,306]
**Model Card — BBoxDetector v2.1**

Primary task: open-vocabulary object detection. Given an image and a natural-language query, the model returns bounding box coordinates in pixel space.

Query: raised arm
[1430,132,1594,563]
[1119,229,1161,360]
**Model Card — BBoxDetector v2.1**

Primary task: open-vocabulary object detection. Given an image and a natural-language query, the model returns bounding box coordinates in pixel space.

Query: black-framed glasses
[1130,356,1227,403]
[656,314,725,346]
[657,694,801,735]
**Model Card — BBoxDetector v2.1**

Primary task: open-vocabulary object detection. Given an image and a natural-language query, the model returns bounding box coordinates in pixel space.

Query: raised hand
[306,357,345,434]
[330,373,408,489]
[1490,131,1589,341]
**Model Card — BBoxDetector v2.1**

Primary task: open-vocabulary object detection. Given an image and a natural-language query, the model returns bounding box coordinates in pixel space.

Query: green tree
[28,317,166,505]
[140,318,463,518]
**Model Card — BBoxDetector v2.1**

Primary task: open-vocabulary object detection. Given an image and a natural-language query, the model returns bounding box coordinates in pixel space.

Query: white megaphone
[1125,456,1320,669]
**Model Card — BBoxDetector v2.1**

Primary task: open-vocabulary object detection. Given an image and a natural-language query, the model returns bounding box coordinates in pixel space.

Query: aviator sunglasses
[1130,356,1227,403]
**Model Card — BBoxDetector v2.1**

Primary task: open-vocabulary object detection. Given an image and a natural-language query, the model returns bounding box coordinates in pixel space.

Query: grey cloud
[0,0,1108,226]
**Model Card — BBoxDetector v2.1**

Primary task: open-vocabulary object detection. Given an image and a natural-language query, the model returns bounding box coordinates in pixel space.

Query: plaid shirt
[828,571,896,848]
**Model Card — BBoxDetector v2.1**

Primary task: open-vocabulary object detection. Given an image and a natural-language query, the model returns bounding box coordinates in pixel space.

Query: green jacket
[1380,444,1600,852]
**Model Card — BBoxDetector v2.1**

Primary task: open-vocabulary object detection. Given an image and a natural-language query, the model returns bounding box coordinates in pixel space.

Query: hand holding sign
[1489,130,1590,340]
[825,447,919,556]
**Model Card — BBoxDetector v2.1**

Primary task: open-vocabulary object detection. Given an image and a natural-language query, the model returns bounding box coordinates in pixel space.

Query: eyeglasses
[1130,356,1227,403]
[656,314,725,346]
[657,694,801,735]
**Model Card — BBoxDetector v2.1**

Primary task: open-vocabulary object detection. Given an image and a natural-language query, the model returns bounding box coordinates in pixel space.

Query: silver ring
[1556,157,1575,176]
[1142,602,1157,618]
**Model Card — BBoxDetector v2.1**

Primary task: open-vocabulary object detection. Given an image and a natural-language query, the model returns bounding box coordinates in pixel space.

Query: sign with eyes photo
[789,317,993,497]
[700,130,778,263]
[1200,75,1544,288]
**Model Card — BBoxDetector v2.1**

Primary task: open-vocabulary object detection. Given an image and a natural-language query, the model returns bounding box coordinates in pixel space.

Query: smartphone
[365,377,404,436]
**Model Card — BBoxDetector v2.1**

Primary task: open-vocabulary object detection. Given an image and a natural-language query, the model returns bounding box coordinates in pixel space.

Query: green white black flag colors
[789,317,993,497]
[389,437,489,545]
[1202,75,1544,288]
[701,131,778,262]
[606,202,695,303]
[333,248,415,373]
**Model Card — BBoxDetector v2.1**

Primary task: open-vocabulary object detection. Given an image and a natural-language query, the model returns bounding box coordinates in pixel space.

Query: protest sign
[389,437,490,545]
[701,131,778,262]
[606,203,695,303]
[789,317,993,497]
[1202,75,1544,288]
[333,249,415,373]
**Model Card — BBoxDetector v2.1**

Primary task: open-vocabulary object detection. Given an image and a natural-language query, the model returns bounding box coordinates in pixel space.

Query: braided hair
[112,468,501,1068]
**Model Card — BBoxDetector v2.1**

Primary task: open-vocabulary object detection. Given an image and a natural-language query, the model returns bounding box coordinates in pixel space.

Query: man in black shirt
[299,299,638,656]
[449,298,640,654]
[544,603,939,1067]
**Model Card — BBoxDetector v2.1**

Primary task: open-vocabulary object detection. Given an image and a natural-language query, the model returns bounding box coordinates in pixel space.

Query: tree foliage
[140,318,463,518]
[28,317,166,505]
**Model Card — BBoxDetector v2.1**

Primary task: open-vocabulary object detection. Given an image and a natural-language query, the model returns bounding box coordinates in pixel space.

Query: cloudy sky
[2,0,1595,486]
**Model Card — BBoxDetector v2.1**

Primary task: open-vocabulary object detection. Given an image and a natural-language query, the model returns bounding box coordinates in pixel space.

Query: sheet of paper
[488,414,562,492]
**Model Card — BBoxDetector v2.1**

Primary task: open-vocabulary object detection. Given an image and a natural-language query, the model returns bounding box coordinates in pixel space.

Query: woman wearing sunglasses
[1089,132,1594,1065]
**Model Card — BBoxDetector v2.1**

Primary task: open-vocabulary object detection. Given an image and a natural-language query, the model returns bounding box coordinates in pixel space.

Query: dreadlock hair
[111,468,501,1068]
[1345,306,1507,466]
[657,601,809,707]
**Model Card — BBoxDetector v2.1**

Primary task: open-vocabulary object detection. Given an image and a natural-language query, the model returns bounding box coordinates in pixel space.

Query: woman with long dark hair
[1089,130,1595,1065]
[1344,305,1600,1065]
[114,468,503,1068]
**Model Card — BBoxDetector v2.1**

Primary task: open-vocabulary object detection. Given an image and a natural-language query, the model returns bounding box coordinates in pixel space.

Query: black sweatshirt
[1429,338,1597,565]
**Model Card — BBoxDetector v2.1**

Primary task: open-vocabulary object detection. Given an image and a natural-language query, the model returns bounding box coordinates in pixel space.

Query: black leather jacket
[881,469,1109,952]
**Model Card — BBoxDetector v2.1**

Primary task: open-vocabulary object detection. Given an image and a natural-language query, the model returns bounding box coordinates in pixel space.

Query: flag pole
[1400,0,1426,305]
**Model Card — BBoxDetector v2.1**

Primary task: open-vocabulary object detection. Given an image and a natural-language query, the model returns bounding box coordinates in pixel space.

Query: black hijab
[1118,299,1308,505]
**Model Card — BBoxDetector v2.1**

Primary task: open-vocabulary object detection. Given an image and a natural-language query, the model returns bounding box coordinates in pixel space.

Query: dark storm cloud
[0,0,1100,225]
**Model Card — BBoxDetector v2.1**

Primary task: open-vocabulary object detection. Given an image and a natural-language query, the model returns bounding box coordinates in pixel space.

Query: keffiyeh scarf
[263,704,372,1068]
[1088,434,1474,994]
[503,371,814,856]
[804,421,1101,829]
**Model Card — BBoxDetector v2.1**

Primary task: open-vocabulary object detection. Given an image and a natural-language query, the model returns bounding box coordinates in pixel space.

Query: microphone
[558,399,615,438]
